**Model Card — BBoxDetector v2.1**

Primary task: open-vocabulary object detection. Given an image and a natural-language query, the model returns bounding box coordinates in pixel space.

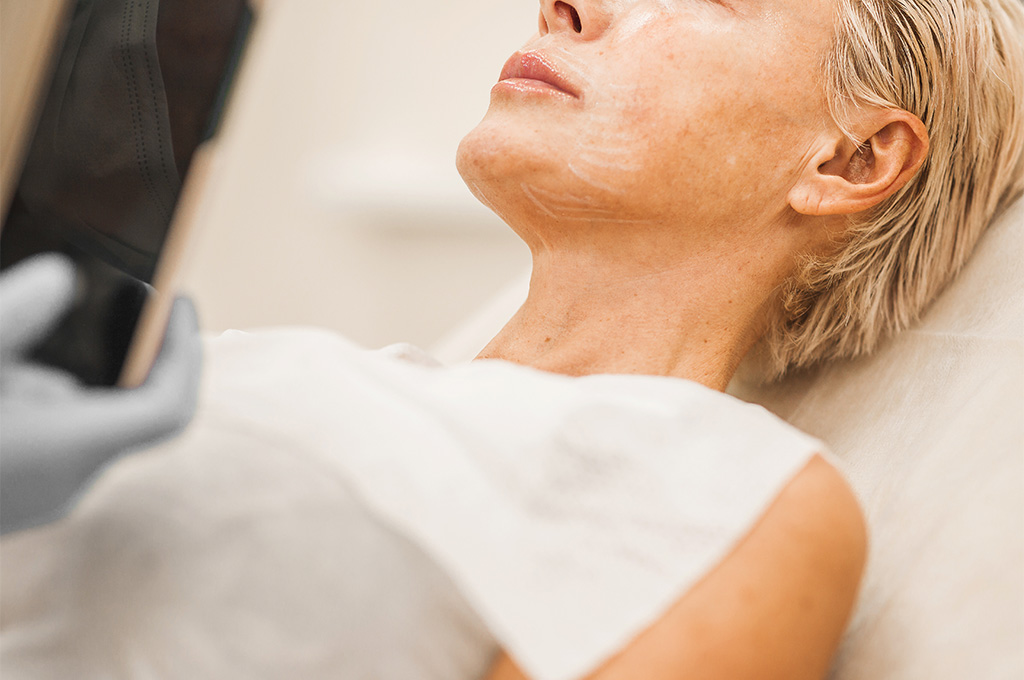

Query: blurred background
[179,0,536,351]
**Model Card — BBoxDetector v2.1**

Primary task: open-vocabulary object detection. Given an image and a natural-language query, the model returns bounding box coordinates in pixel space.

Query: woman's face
[457,0,839,248]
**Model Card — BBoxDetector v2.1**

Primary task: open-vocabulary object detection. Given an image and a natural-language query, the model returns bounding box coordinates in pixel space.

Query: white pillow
[730,197,1024,679]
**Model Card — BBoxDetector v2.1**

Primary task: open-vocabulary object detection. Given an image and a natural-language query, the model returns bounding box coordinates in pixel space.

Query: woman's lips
[495,51,581,99]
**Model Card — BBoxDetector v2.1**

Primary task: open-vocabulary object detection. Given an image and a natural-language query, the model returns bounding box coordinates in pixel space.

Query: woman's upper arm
[486,454,868,680]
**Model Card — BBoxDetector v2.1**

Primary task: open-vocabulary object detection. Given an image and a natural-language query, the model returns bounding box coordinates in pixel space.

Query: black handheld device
[0,0,254,386]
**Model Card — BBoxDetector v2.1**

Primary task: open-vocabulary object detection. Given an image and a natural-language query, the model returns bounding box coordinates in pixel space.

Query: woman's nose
[538,0,613,40]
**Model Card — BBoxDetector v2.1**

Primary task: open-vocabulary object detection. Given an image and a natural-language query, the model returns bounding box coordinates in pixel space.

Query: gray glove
[0,254,202,534]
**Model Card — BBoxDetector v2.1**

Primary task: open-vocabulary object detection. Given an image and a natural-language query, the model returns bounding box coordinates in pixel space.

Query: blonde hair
[764,0,1024,376]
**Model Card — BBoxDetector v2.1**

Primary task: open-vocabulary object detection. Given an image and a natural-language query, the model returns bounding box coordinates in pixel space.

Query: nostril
[554,1,583,33]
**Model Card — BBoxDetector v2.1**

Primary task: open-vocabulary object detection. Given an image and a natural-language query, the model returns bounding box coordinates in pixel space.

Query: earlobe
[789,110,929,217]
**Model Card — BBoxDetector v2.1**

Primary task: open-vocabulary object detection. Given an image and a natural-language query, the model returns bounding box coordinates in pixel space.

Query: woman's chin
[457,107,565,180]
[457,120,515,185]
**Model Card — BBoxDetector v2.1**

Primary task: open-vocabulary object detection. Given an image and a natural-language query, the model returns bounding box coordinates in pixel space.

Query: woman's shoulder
[691,452,868,640]
[674,453,867,679]
[759,454,868,600]
[779,454,867,545]
[622,454,867,680]
[487,454,867,680]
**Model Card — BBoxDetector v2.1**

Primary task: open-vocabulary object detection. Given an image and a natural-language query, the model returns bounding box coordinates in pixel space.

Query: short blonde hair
[765,0,1024,376]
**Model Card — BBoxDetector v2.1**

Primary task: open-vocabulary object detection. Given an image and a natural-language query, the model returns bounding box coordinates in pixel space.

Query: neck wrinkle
[476,243,785,392]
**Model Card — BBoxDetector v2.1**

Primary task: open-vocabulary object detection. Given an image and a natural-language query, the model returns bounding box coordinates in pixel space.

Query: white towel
[199,330,824,680]
[1,331,826,680]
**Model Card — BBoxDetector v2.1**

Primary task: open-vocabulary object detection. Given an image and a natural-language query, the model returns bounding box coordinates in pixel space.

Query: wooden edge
[0,0,74,224]
[117,143,217,388]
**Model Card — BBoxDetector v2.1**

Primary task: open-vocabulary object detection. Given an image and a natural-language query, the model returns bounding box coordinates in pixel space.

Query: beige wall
[180,0,535,350]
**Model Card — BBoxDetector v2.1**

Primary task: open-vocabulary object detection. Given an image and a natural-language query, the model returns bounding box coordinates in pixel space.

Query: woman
[1,0,1021,678]
[457,0,884,675]
[453,0,1019,674]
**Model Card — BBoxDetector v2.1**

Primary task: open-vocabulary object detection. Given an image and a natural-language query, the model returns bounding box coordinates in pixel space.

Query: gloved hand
[0,254,202,534]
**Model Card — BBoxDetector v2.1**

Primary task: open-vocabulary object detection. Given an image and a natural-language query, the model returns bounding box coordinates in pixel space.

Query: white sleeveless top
[197,328,824,680]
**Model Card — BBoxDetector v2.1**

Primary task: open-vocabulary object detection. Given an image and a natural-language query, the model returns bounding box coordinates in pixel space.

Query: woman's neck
[476,242,785,391]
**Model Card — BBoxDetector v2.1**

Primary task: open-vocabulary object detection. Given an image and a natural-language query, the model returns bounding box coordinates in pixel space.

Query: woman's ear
[789,110,929,216]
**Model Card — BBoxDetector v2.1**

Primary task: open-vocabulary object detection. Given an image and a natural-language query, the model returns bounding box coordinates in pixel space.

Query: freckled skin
[458,0,837,255]
[455,0,859,388]
[467,0,929,392]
